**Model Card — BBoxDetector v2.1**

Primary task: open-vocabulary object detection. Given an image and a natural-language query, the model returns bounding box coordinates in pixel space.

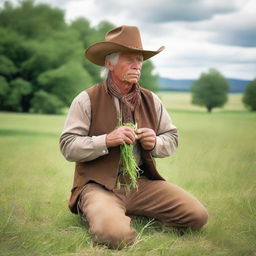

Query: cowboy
[60,25,208,249]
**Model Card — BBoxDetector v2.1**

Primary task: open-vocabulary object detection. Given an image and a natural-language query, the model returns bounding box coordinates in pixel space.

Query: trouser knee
[161,204,208,231]
[189,207,208,230]
[91,219,137,249]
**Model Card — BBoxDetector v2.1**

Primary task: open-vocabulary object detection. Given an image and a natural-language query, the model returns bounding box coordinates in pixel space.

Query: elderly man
[60,25,208,249]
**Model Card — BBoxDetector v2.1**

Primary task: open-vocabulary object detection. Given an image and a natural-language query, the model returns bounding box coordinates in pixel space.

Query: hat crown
[105,25,143,50]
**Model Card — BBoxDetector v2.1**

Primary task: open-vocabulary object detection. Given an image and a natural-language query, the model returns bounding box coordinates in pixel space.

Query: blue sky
[1,0,256,80]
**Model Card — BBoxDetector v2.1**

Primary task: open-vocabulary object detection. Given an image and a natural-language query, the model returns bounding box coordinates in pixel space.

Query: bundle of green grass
[117,122,141,191]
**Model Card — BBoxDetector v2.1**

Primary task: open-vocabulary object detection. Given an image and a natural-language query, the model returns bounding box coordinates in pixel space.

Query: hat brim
[85,41,165,66]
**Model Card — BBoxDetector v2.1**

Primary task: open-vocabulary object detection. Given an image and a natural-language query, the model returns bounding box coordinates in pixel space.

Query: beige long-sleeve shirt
[60,90,178,164]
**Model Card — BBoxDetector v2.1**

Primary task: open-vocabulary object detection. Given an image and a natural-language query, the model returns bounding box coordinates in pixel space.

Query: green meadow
[0,93,255,256]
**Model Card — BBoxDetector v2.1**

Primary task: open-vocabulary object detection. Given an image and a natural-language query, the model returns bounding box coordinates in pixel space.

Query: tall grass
[0,94,255,255]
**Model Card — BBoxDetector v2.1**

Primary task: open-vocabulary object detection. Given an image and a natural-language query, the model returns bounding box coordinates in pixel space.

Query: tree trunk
[207,106,212,113]
[21,94,31,113]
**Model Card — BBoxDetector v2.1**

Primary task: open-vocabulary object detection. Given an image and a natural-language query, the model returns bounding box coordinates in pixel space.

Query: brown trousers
[78,176,208,249]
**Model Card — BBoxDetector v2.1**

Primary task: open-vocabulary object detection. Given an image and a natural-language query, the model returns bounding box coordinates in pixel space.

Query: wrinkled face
[108,52,143,85]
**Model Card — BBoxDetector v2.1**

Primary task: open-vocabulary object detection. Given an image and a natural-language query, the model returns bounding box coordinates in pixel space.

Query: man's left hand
[136,128,156,151]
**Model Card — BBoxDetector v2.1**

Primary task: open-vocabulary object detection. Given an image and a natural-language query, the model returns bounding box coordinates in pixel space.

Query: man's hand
[106,126,137,148]
[136,128,156,151]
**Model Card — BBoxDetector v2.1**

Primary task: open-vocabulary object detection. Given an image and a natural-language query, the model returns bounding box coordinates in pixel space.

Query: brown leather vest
[68,82,165,213]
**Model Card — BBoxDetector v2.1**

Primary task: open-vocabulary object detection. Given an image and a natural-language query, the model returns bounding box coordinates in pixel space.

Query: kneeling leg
[79,183,137,249]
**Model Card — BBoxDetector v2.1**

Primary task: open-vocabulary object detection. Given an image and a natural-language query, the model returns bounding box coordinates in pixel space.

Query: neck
[110,74,134,95]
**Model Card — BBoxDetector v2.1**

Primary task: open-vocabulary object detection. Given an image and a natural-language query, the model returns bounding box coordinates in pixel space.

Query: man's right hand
[106,126,138,148]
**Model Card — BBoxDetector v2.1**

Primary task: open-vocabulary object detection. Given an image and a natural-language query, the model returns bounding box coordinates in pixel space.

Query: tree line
[0,0,159,114]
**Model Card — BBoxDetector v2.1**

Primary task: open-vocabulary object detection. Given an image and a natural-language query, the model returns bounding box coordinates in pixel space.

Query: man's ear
[105,60,113,71]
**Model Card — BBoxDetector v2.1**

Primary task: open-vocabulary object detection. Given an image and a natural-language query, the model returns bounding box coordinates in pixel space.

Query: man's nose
[131,60,142,70]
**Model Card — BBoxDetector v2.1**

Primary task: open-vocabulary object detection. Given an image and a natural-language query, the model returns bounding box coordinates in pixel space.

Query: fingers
[136,128,156,150]
[123,126,138,142]
[140,136,155,145]
[106,126,137,148]
[136,128,155,139]
[106,126,156,149]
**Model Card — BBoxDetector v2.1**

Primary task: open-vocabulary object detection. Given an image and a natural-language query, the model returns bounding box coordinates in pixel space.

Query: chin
[128,79,139,84]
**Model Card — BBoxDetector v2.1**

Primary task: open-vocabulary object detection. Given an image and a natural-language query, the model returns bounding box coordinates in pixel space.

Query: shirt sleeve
[59,91,109,162]
[150,92,179,158]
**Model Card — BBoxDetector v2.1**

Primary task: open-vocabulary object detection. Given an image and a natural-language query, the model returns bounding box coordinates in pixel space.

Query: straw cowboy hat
[85,25,165,66]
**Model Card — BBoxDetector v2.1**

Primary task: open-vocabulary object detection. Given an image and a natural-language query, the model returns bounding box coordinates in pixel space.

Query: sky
[1,0,256,80]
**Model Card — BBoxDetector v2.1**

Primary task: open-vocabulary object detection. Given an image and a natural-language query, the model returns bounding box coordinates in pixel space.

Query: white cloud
[91,0,242,22]
[64,0,135,26]
[153,37,256,79]
[188,0,256,47]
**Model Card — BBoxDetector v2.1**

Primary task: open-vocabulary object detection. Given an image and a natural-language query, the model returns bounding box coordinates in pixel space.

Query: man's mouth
[127,73,140,77]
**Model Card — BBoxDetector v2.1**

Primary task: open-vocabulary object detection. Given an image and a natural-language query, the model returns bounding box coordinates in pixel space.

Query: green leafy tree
[37,61,93,107]
[191,68,229,112]
[30,90,64,114]
[0,76,9,108]
[0,28,31,78]
[0,55,17,77]
[242,79,256,111]
[0,0,160,114]
[70,18,103,83]
[3,78,32,112]
[0,0,66,39]
[70,17,94,48]
[140,60,159,92]
[0,0,91,114]
[71,19,116,83]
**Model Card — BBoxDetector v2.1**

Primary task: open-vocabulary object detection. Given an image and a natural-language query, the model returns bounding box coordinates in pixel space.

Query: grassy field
[0,93,255,256]
[157,92,245,112]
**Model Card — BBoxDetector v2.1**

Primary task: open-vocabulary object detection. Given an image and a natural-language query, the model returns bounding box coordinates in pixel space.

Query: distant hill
[158,77,251,93]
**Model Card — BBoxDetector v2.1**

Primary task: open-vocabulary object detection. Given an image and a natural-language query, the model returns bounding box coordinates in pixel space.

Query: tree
[0,76,9,108]
[0,55,17,77]
[30,90,64,114]
[70,18,106,83]
[37,61,93,106]
[139,60,159,92]
[70,17,96,48]
[0,0,160,114]
[191,68,229,112]
[5,78,32,112]
[242,79,256,111]
[0,0,93,114]
[0,0,66,39]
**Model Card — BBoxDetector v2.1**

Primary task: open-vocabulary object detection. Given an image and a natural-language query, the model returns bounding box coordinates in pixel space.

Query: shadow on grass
[0,128,59,137]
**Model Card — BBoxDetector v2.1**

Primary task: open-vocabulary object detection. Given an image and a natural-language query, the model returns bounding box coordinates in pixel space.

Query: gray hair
[100,52,120,79]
